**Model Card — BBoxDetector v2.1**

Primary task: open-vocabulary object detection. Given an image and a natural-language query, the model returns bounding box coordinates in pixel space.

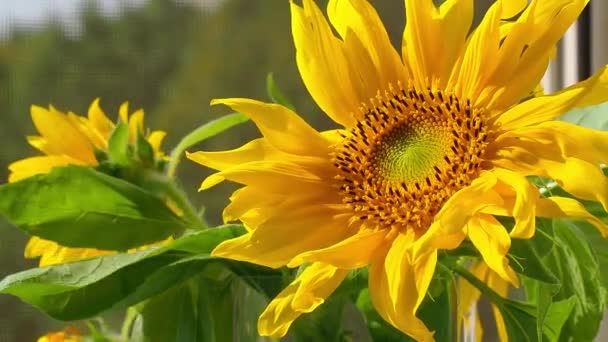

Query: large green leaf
[140,266,270,342]
[0,225,269,321]
[543,220,607,341]
[0,165,186,250]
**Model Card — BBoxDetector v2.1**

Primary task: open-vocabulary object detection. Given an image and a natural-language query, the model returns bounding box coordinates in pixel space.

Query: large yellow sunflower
[188,0,608,340]
[9,99,168,267]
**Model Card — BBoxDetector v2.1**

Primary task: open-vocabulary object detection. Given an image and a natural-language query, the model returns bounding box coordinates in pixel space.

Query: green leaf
[0,165,185,250]
[0,250,173,320]
[167,112,249,178]
[543,220,607,341]
[508,218,558,284]
[0,225,251,320]
[266,72,295,111]
[575,221,608,289]
[140,267,270,342]
[560,102,608,131]
[543,296,576,342]
[107,122,131,165]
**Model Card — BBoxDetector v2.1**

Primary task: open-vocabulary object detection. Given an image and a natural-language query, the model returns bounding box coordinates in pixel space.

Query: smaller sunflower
[9,99,169,266]
[36,326,82,342]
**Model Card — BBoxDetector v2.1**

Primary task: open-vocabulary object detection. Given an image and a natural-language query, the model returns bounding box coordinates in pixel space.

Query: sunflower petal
[211,210,352,268]
[493,168,539,239]
[8,155,87,183]
[211,98,331,156]
[498,121,608,166]
[197,158,327,191]
[87,98,114,139]
[467,215,519,286]
[495,65,608,130]
[369,234,435,341]
[536,196,608,237]
[287,228,387,268]
[434,172,502,234]
[403,0,473,88]
[30,105,96,164]
[291,0,360,127]
[258,263,348,337]
[328,0,407,93]
[187,138,280,171]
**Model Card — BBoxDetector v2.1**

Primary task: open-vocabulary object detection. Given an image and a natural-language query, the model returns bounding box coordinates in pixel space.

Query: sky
[0,0,145,36]
[0,0,221,37]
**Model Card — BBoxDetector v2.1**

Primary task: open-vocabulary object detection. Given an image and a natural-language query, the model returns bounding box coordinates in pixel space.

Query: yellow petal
[287,228,387,268]
[404,0,473,88]
[147,130,166,155]
[369,234,435,341]
[128,108,145,143]
[327,0,407,93]
[494,65,608,130]
[187,138,281,171]
[212,210,352,268]
[119,102,129,123]
[8,155,87,183]
[536,196,608,237]
[458,262,509,342]
[25,237,112,267]
[523,157,608,212]
[455,0,589,111]
[26,136,50,154]
[434,172,502,234]
[197,158,327,191]
[258,263,348,337]
[449,0,502,105]
[498,121,608,166]
[211,98,331,156]
[493,168,539,239]
[457,261,487,341]
[291,0,360,127]
[87,98,114,140]
[30,105,96,164]
[467,215,518,286]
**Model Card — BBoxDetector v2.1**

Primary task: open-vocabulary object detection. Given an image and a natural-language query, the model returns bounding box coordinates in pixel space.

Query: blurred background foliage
[0,1,498,340]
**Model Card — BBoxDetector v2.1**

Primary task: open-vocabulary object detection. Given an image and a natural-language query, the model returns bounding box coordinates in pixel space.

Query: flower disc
[333,85,490,234]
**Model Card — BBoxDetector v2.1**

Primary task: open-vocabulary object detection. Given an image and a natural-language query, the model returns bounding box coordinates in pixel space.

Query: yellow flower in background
[189,0,608,340]
[9,99,168,266]
[458,262,509,342]
[37,326,82,342]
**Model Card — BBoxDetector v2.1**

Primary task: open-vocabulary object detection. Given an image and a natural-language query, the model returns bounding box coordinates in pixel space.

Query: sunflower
[9,99,168,266]
[36,326,82,342]
[188,0,608,339]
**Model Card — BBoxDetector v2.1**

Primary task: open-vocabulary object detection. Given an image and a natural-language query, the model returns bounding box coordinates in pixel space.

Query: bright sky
[0,0,222,37]
[0,0,146,36]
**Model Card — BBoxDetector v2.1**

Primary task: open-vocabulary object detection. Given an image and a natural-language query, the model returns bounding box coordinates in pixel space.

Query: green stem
[448,260,504,304]
[120,307,139,340]
[164,179,207,230]
[140,170,206,230]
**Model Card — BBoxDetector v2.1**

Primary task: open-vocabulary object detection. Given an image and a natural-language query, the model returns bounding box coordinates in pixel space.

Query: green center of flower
[373,121,449,184]
[333,85,490,234]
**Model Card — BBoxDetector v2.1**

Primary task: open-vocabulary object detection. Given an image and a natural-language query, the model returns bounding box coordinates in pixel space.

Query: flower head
[189,0,608,339]
[9,99,168,266]
[37,326,82,342]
